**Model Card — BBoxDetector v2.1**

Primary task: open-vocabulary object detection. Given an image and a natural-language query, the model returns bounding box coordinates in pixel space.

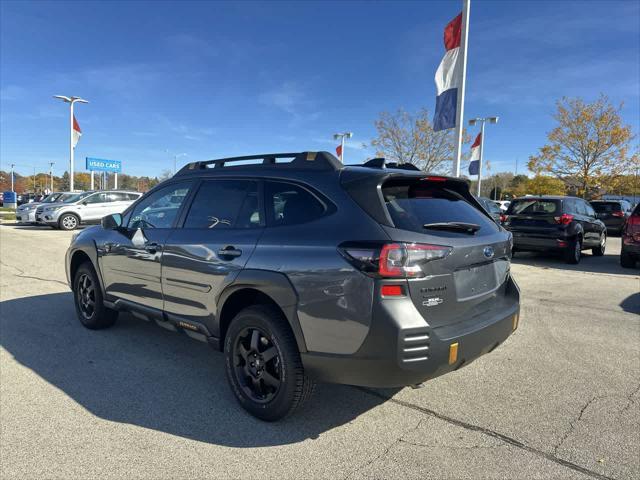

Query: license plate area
[454,261,507,301]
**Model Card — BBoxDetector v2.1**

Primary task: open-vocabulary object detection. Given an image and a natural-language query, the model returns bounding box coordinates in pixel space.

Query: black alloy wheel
[232,326,282,403]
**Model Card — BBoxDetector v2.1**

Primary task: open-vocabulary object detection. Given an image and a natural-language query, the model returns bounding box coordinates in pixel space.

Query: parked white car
[16,192,76,224]
[36,190,142,230]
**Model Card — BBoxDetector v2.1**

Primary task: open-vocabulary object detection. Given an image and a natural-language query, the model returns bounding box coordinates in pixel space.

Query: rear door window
[507,199,559,215]
[382,182,499,235]
[184,180,261,229]
[591,202,622,213]
[264,181,326,226]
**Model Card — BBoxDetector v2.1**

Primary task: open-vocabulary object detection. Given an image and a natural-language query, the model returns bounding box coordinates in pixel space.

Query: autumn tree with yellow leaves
[528,95,636,198]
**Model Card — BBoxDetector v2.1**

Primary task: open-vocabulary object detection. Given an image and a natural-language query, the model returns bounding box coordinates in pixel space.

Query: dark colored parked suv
[65,152,520,420]
[590,200,633,235]
[502,196,606,264]
[621,203,640,268]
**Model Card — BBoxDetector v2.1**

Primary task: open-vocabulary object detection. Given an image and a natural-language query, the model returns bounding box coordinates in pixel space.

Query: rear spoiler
[341,170,489,227]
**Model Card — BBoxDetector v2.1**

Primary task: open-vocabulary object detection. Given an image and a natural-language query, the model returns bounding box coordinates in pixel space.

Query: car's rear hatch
[503,198,564,236]
[342,170,514,330]
[591,202,624,227]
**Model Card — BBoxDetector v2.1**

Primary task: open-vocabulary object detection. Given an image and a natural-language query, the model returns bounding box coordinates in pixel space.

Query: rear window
[382,183,499,235]
[591,202,622,213]
[507,199,559,215]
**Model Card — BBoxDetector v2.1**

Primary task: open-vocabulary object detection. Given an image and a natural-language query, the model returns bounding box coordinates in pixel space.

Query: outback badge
[423,297,444,307]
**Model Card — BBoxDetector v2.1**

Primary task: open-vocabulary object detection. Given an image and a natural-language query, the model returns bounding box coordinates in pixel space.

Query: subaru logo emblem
[483,246,495,259]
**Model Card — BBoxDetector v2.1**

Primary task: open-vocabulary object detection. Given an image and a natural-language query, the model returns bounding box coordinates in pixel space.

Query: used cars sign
[85,157,121,173]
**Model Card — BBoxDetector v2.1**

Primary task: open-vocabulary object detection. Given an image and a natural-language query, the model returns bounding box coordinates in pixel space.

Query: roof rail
[176,151,342,175]
[362,158,421,171]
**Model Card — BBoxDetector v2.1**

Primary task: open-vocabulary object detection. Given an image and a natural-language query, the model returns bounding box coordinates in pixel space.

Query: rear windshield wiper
[422,222,480,234]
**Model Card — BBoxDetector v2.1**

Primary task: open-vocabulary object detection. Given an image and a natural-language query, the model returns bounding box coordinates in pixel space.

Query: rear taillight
[612,211,624,218]
[339,242,452,278]
[625,215,640,235]
[500,214,508,223]
[554,213,574,225]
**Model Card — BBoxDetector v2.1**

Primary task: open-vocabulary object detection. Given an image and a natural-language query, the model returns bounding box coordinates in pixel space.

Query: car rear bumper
[622,239,640,257]
[301,276,520,388]
[511,233,569,251]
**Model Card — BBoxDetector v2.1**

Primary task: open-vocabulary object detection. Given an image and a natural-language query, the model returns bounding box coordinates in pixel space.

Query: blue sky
[1,0,639,178]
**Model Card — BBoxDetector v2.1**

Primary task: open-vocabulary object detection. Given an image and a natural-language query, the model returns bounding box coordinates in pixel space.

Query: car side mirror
[101,213,122,230]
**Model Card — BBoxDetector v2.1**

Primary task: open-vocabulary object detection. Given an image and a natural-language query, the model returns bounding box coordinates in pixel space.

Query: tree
[368,108,469,173]
[528,95,636,198]
[527,175,566,196]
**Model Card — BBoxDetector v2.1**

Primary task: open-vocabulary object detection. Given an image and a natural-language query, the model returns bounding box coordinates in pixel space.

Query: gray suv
[65,152,520,420]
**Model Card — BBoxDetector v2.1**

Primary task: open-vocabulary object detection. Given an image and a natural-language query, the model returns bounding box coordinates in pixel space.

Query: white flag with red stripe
[72,115,82,148]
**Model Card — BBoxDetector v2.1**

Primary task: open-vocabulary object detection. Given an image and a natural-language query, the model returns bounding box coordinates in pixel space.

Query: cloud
[0,85,28,102]
[259,82,307,114]
[165,33,219,61]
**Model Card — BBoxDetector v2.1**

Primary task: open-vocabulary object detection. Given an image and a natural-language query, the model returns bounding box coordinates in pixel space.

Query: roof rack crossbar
[176,151,342,175]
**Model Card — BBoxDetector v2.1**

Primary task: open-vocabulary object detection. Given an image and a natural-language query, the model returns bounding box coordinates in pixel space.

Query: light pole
[468,116,499,196]
[49,162,55,192]
[333,132,353,163]
[10,163,15,191]
[53,95,88,191]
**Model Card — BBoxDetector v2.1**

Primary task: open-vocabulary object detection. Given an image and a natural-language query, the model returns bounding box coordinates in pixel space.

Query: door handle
[218,245,242,259]
[144,242,161,253]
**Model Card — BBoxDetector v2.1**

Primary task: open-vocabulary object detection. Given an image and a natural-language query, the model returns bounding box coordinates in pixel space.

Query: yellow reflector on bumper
[448,342,459,365]
[512,313,519,331]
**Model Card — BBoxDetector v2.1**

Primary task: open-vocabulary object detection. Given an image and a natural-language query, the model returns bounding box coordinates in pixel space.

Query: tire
[59,213,80,231]
[592,233,606,256]
[620,251,636,268]
[224,305,314,421]
[565,237,582,264]
[73,262,118,329]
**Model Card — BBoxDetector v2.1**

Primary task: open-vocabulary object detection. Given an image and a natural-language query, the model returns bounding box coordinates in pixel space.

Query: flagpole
[452,0,470,177]
[477,119,485,195]
[69,101,74,191]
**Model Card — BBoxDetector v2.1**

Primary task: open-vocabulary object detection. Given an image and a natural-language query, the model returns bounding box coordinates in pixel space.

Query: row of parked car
[476,195,639,267]
[12,186,639,268]
[16,190,142,230]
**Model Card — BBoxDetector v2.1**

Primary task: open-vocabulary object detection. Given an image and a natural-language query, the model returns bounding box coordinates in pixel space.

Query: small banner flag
[468,132,481,175]
[72,115,82,148]
[434,12,462,131]
[336,144,343,159]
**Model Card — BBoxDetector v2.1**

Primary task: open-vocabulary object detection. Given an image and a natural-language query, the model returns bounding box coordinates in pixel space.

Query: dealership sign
[86,157,122,173]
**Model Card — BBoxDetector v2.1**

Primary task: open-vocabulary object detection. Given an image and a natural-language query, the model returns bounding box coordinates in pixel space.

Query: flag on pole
[434,13,463,131]
[468,132,481,175]
[72,115,82,149]
[336,144,343,159]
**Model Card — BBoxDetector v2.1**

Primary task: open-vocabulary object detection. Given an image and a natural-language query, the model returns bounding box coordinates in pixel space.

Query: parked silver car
[36,190,142,230]
[16,192,76,224]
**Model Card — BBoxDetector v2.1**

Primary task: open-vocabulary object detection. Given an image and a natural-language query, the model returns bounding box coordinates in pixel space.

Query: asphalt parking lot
[1,224,638,480]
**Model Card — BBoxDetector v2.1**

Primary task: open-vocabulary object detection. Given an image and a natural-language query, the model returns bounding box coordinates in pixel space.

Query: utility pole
[53,95,88,191]
[10,163,15,191]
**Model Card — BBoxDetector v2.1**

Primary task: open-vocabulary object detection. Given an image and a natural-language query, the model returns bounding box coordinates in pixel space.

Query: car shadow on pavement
[0,292,393,447]
[620,293,640,314]
[511,251,639,276]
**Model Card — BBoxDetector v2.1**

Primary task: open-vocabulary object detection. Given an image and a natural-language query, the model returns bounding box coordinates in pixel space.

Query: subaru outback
[66,151,520,421]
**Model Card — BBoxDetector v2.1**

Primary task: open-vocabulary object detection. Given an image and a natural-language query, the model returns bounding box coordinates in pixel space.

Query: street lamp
[10,163,15,191]
[333,132,353,163]
[49,162,55,192]
[468,116,499,196]
[53,95,89,191]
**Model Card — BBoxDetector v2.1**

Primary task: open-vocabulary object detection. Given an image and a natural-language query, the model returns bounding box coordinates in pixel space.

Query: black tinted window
[507,199,559,215]
[128,182,192,229]
[84,193,107,204]
[591,202,622,213]
[265,181,326,226]
[184,180,260,229]
[382,182,499,235]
